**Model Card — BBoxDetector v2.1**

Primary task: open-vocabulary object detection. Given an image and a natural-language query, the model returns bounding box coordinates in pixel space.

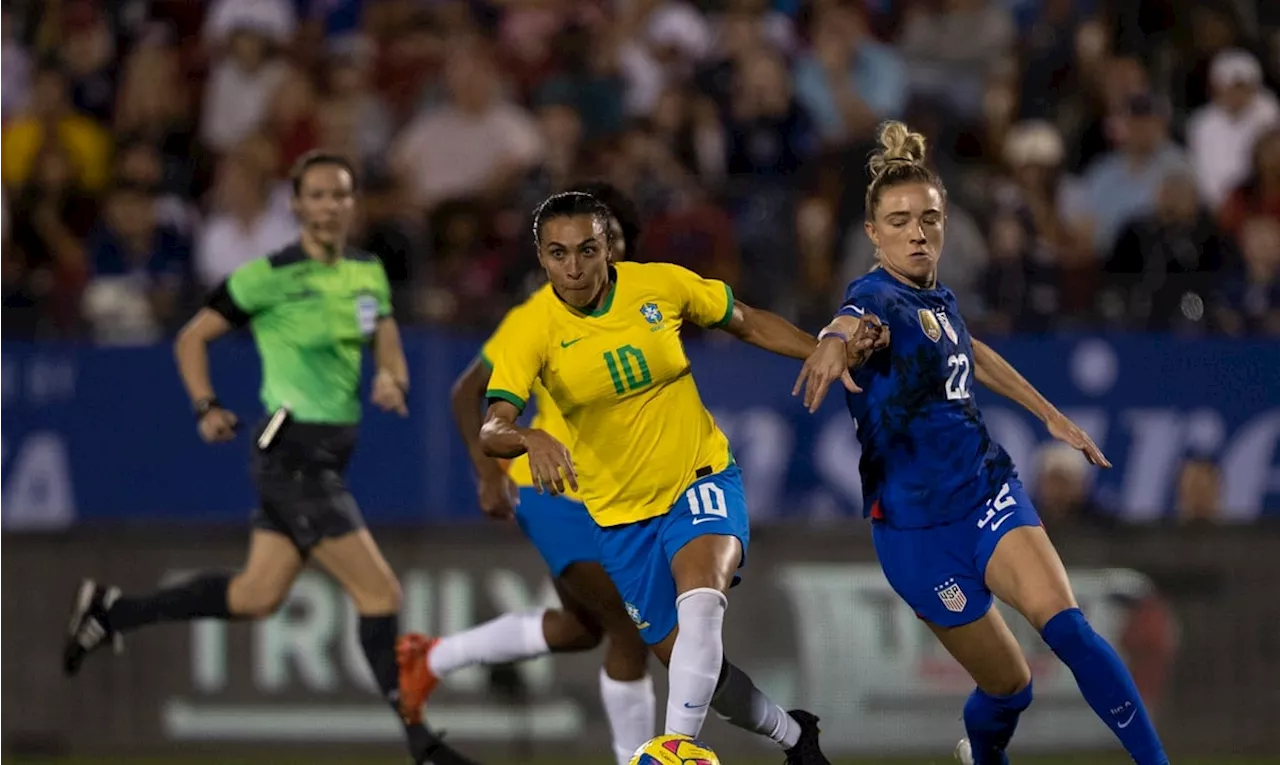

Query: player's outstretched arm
[971,338,1059,421]
[718,301,816,359]
[480,402,578,496]
[791,314,887,413]
[972,338,1111,467]
[451,359,517,519]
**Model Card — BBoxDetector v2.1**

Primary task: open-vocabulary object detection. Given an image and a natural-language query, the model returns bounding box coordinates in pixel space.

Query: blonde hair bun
[868,121,928,179]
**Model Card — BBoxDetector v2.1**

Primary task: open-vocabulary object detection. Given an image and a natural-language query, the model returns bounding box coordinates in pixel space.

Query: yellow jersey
[479,308,580,502]
[485,261,735,527]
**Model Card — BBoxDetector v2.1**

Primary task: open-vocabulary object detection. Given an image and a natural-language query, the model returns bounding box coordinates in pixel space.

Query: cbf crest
[625,601,650,630]
[640,302,663,325]
[935,578,968,613]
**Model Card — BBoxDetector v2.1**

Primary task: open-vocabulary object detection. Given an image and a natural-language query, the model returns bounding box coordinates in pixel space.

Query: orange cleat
[396,633,441,725]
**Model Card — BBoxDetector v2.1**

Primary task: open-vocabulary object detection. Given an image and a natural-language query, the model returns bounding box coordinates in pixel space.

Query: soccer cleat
[407,724,484,765]
[783,709,830,765]
[397,633,442,724]
[955,736,1011,765]
[62,579,123,676]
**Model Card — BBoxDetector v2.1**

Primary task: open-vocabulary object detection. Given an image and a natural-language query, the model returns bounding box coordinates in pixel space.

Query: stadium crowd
[3,0,1279,343]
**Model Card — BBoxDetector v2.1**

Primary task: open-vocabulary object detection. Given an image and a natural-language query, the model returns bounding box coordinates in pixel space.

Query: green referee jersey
[209,243,392,425]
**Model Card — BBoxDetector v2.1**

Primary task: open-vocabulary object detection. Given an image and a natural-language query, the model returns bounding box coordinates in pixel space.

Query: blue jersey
[839,267,1015,529]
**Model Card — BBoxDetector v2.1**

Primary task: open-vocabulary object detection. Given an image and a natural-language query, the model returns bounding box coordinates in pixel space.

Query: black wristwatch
[194,397,223,421]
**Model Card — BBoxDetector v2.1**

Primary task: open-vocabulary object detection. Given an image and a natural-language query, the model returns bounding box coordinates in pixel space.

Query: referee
[63,151,477,765]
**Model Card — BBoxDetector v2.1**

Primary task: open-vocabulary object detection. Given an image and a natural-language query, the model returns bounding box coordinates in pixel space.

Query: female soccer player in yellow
[479,191,860,765]
[399,184,655,765]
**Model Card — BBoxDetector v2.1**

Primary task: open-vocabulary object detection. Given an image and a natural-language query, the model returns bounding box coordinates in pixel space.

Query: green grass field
[9,757,1280,765]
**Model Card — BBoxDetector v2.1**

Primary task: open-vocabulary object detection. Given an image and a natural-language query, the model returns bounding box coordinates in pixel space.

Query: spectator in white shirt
[390,45,543,211]
[195,152,297,287]
[199,26,289,154]
[203,0,296,49]
[618,0,714,116]
[1187,49,1280,210]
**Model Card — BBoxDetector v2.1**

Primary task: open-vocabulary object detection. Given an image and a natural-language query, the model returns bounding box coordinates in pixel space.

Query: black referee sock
[359,613,404,710]
[106,572,232,632]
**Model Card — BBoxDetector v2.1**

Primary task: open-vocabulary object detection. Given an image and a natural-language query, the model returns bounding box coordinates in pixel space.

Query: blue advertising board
[3,332,1278,529]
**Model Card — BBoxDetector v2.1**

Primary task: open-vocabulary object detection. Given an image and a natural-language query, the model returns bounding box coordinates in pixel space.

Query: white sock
[664,588,726,737]
[711,661,801,748]
[427,609,549,678]
[600,669,656,765]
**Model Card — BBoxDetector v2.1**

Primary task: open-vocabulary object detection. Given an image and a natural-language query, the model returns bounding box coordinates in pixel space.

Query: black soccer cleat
[62,579,123,677]
[407,723,483,765]
[783,709,831,765]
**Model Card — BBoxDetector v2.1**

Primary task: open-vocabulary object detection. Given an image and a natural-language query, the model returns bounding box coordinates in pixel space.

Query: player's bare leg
[985,526,1168,764]
[984,525,1078,628]
[64,529,302,675]
[546,571,608,651]
[312,530,479,765]
[926,607,1032,765]
[400,562,654,765]
[559,562,654,764]
[661,535,829,764]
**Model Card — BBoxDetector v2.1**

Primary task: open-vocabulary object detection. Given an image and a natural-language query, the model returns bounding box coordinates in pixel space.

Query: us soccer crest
[935,310,958,344]
[935,578,968,613]
[918,309,942,343]
[640,302,663,325]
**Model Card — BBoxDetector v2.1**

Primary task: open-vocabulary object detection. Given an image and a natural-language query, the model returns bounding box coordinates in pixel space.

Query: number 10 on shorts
[686,482,727,524]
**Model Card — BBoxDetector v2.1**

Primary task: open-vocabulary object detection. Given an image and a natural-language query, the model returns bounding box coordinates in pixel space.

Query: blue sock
[1041,608,1169,765]
[963,681,1032,765]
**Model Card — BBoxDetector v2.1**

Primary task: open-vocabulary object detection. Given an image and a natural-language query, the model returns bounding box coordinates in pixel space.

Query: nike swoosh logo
[989,511,1016,532]
[847,304,866,315]
[1117,709,1138,728]
[692,517,720,525]
[683,701,709,709]
[560,338,584,348]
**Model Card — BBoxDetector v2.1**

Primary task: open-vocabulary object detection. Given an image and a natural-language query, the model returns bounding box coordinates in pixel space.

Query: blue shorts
[515,487,599,577]
[873,478,1041,629]
[592,465,750,645]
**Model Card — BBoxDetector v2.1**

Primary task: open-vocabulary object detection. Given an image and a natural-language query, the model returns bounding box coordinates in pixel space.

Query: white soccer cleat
[954,737,974,765]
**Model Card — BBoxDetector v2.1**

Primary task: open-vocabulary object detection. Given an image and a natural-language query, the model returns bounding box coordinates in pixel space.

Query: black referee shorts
[249,419,366,554]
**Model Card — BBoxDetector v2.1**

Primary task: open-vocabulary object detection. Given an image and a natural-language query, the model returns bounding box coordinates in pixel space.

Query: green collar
[559,266,617,318]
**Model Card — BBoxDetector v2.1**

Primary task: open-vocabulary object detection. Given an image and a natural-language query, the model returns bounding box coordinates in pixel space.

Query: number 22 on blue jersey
[945,353,972,401]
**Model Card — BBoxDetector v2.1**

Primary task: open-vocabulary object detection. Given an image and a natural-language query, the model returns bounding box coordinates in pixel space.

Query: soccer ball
[629,734,721,765]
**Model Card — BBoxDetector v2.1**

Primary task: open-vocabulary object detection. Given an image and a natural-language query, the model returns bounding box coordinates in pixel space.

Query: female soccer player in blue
[793,121,1169,765]
[475,190,862,764]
